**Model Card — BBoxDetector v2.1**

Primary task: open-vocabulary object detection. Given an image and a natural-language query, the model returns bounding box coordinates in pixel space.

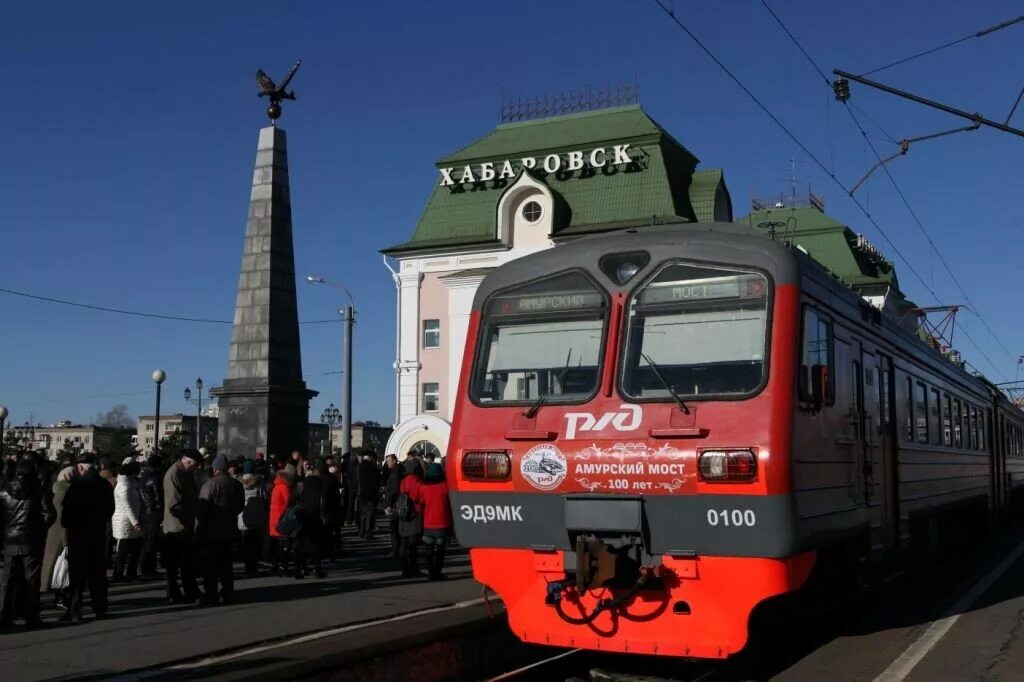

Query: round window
[521,201,543,224]
[407,440,441,460]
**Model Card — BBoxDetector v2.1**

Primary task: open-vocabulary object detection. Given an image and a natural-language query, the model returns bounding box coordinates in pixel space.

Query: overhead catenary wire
[649,0,1011,381]
[0,286,341,325]
[756,0,1016,379]
[859,14,1024,77]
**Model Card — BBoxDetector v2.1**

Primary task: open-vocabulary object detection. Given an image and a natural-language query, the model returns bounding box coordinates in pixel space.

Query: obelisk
[212,121,317,458]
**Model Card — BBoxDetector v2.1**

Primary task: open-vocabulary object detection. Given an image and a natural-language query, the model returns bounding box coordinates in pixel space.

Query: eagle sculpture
[256,60,302,122]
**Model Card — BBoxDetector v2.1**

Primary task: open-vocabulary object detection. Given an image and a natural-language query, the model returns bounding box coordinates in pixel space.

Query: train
[445,221,1024,659]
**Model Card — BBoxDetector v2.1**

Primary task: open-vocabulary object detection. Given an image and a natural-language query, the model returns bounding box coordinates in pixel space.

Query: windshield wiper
[524,347,574,418]
[641,352,690,414]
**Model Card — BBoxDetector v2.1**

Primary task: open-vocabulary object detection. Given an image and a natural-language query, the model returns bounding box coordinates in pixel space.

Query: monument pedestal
[212,125,316,458]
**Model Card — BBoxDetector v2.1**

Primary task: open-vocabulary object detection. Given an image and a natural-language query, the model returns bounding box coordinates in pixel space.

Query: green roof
[383,106,732,255]
[736,205,900,292]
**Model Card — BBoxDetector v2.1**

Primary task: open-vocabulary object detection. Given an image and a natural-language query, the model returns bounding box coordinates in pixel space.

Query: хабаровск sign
[439,144,639,186]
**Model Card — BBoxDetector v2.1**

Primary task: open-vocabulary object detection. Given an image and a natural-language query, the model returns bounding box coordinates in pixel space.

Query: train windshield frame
[619,260,772,402]
[470,270,608,407]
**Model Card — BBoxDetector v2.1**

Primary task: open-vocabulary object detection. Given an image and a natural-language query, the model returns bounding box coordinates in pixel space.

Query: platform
[0,530,492,681]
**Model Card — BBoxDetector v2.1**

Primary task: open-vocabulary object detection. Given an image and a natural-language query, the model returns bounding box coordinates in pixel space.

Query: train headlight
[462,451,512,481]
[697,449,758,483]
[599,251,650,285]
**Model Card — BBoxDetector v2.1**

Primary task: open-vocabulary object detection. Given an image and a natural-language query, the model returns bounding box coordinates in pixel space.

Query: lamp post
[320,402,341,457]
[0,406,8,460]
[307,276,356,456]
[184,377,205,450]
[152,370,166,456]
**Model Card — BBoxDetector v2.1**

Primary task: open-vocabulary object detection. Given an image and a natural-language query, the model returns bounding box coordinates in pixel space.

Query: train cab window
[953,400,963,447]
[930,388,941,445]
[916,382,928,443]
[799,308,834,404]
[472,271,606,405]
[943,394,952,446]
[621,262,769,400]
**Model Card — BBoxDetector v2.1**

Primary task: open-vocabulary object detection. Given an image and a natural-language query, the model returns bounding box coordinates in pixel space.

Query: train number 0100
[706,509,756,527]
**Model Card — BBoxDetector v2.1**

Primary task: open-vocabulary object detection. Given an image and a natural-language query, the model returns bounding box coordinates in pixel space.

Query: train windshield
[472,271,606,404]
[621,262,769,400]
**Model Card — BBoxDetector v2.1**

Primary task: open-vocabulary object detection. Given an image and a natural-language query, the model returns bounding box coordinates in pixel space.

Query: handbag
[275,505,303,538]
[51,547,70,591]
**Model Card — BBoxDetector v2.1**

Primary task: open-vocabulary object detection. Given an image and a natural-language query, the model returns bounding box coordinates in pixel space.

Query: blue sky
[1,1,1022,428]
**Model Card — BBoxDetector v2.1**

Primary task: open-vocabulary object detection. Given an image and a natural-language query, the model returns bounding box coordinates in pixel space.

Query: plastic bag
[51,547,70,591]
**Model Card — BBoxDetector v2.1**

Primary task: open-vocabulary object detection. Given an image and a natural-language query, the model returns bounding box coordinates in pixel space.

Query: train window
[943,394,952,446]
[958,401,966,448]
[916,382,928,443]
[969,406,978,450]
[980,410,987,451]
[880,365,891,429]
[621,262,769,401]
[905,377,914,442]
[472,271,606,405]
[799,308,834,404]
[954,400,963,448]
[930,388,941,445]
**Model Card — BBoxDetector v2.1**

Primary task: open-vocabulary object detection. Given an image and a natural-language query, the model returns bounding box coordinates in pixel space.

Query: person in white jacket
[112,458,143,581]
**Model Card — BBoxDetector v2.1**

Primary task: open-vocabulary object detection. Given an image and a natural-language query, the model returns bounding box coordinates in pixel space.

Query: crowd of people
[0,445,452,630]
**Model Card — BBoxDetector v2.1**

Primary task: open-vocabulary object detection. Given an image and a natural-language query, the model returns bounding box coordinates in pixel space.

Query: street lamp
[307,275,356,456]
[0,406,8,459]
[320,402,342,456]
[152,370,166,456]
[184,377,205,450]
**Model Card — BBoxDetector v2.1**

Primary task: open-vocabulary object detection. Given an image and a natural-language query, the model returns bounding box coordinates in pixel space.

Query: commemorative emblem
[520,444,567,491]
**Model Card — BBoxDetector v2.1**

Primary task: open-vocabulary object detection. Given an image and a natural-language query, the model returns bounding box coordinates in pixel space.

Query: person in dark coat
[357,452,381,539]
[397,458,424,578]
[196,455,245,605]
[383,455,403,558]
[0,457,56,628]
[138,456,164,576]
[318,458,342,560]
[61,453,115,622]
[294,460,326,578]
[162,449,202,604]
[339,452,355,527]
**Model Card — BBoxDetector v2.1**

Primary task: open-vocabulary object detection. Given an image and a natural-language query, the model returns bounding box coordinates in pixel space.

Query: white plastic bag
[51,547,70,591]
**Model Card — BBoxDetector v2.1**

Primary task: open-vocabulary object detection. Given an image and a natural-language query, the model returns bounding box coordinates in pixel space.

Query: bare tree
[94,404,136,428]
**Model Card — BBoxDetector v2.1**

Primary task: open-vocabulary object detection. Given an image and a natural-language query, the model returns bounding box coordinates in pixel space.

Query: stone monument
[212,61,316,458]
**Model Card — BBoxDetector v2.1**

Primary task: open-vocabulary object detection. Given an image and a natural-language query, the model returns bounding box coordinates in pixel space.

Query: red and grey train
[446,221,1024,659]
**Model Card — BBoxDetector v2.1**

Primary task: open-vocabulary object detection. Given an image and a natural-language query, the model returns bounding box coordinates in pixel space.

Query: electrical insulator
[833,77,850,102]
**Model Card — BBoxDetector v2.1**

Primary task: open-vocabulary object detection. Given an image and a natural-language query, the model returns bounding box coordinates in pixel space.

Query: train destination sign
[492,291,604,315]
[439,144,638,187]
[639,275,765,306]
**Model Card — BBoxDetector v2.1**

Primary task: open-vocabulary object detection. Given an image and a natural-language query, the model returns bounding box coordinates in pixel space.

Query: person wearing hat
[162,449,202,604]
[415,462,453,581]
[61,452,115,622]
[138,454,164,576]
[196,454,245,605]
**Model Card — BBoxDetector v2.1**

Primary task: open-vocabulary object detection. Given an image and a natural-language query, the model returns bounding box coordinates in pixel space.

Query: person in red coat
[268,468,295,577]
[415,463,452,581]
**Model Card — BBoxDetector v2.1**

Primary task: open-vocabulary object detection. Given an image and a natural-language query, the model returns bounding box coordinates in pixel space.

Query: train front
[447,226,815,659]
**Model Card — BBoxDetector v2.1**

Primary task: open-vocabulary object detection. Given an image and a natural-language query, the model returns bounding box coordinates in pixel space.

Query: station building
[380,104,732,458]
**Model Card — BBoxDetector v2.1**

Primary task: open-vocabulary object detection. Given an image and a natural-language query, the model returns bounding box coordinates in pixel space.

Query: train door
[875,353,899,550]
[856,346,882,549]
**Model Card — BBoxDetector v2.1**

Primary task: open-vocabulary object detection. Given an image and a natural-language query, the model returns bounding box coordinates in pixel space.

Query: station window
[422,319,440,349]
[943,394,952,446]
[800,308,834,404]
[916,382,928,444]
[930,388,941,445]
[422,383,439,412]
